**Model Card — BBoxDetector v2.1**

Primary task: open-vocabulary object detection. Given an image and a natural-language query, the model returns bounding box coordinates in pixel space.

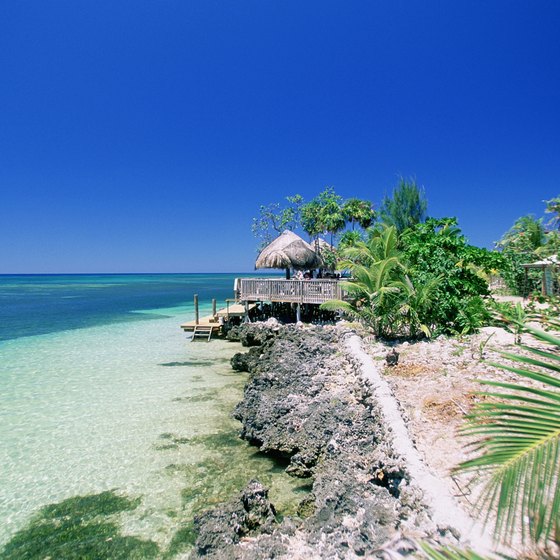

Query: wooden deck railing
[236,278,345,304]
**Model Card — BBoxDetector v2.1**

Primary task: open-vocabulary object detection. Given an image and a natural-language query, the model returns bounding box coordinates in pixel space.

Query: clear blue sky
[1,1,559,273]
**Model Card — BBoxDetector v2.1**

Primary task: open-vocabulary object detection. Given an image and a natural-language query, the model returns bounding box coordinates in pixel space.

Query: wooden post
[212,298,217,317]
[194,294,199,325]
[244,301,250,323]
[296,303,301,323]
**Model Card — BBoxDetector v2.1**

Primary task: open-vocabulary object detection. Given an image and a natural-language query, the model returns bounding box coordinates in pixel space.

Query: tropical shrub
[322,225,441,338]
[401,218,501,335]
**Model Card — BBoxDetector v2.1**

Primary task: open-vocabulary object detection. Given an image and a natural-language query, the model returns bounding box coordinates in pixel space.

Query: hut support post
[194,294,199,325]
[244,301,250,323]
[296,303,301,323]
[212,298,217,317]
[285,268,290,280]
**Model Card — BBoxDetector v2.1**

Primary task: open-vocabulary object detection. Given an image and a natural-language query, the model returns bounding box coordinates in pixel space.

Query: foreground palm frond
[418,542,494,560]
[457,323,560,545]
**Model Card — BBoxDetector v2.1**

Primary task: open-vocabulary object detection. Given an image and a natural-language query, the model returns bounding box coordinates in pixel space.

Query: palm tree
[343,224,402,267]
[342,198,375,231]
[322,225,441,338]
[321,255,405,336]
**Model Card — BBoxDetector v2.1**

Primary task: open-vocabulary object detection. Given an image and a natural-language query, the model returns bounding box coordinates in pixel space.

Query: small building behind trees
[521,255,560,296]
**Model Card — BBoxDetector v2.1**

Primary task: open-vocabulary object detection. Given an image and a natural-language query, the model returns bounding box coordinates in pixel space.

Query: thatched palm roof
[256,230,323,270]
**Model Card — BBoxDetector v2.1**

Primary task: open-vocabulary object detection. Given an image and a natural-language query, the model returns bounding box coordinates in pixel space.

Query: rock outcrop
[190,324,450,559]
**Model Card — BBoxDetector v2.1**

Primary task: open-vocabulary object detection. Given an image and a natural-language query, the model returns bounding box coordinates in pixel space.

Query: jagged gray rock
[192,480,277,558]
[190,324,443,559]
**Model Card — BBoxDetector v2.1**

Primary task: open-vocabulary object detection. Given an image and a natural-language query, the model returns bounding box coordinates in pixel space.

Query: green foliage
[544,195,560,230]
[495,213,553,296]
[379,177,427,234]
[252,194,303,250]
[338,230,364,250]
[457,323,560,546]
[322,225,441,338]
[491,301,529,343]
[300,187,346,245]
[0,491,158,560]
[401,218,498,335]
[300,199,323,239]
[342,197,375,230]
[497,215,545,255]
[318,244,338,271]
[418,542,493,559]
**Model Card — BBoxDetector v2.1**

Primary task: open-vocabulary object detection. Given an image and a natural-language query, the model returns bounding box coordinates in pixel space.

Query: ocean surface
[0,274,305,558]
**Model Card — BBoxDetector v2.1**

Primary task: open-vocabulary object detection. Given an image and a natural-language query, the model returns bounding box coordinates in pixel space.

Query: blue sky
[1,1,559,273]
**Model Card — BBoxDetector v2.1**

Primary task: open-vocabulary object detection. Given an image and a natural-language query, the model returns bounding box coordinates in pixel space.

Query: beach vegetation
[379,176,427,234]
[545,196,560,229]
[495,198,560,296]
[326,218,501,336]
[338,230,364,249]
[401,218,501,335]
[322,225,442,338]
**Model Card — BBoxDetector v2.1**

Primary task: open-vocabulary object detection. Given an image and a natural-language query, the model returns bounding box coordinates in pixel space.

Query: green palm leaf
[457,326,560,545]
[418,542,495,560]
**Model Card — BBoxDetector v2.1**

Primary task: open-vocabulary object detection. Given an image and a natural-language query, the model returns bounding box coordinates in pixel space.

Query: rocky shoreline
[188,322,470,559]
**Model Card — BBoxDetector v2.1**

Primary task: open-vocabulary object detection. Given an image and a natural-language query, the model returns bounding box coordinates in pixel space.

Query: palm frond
[418,542,494,560]
[457,326,560,545]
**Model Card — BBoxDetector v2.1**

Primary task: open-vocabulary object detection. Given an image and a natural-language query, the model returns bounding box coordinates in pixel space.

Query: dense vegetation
[252,183,560,338]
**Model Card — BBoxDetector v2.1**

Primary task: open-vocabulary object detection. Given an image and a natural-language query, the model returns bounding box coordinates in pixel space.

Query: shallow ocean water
[0,274,303,556]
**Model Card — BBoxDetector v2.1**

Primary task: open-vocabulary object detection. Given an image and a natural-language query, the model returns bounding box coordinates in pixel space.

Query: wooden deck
[236,278,345,304]
[180,303,256,332]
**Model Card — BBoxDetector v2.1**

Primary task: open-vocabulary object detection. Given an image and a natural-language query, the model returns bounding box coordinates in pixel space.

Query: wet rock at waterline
[230,346,262,372]
[192,480,277,557]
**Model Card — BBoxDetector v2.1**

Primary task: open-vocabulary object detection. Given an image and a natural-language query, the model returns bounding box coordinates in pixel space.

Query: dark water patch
[188,431,242,449]
[40,491,141,520]
[0,491,158,560]
[171,394,214,404]
[155,433,192,450]
[159,360,213,367]
[155,443,179,451]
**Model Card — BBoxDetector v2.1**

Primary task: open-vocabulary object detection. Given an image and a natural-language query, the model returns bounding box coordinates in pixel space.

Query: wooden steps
[191,324,214,342]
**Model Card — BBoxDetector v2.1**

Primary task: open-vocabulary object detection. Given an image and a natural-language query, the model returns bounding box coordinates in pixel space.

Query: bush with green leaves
[401,218,502,335]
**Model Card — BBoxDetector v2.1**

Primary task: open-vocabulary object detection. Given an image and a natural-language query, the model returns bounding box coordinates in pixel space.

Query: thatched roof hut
[256,230,322,278]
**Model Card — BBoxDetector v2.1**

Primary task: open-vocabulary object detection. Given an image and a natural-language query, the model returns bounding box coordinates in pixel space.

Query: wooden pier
[181,278,346,340]
[180,299,257,340]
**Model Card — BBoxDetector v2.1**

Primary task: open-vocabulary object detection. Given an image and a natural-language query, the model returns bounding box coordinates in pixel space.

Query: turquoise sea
[0,274,305,558]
